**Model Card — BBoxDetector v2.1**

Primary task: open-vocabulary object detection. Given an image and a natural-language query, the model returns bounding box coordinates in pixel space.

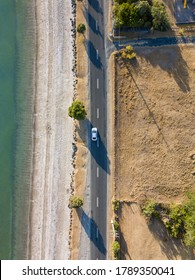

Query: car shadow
[88,0,103,14]
[77,208,107,256]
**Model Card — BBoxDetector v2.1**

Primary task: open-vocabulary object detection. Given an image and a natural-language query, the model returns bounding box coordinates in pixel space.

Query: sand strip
[28,0,75,259]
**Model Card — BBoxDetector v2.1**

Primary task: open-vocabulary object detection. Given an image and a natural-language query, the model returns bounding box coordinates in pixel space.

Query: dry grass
[114,45,195,259]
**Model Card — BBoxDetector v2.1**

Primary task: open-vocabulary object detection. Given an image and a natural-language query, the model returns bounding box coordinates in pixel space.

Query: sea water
[0,0,35,259]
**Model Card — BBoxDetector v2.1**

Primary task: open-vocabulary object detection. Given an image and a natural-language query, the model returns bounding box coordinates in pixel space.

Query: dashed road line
[97,78,99,89]
[97,167,99,178]
[97,197,99,207]
[96,49,99,60]
[97,108,99,119]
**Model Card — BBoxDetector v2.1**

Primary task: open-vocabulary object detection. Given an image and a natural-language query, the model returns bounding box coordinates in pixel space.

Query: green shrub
[112,241,120,259]
[69,196,83,209]
[113,0,169,31]
[113,220,119,231]
[112,200,120,211]
[151,0,170,31]
[165,204,186,238]
[68,100,87,120]
[141,200,157,219]
[179,28,184,36]
[77,23,86,33]
[121,45,136,60]
[142,192,195,247]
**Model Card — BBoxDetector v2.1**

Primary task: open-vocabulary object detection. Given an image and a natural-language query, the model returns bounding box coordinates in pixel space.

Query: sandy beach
[27,0,75,259]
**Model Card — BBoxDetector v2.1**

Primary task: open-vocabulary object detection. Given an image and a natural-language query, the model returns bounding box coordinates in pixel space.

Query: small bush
[113,220,119,231]
[77,23,86,33]
[121,45,136,60]
[179,28,184,36]
[112,200,120,212]
[141,200,157,219]
[69,196,83,209]
[112,241,120,259]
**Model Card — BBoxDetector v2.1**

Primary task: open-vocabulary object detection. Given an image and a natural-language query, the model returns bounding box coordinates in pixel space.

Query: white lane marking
[96,228,99,239]
[97,167,99,177]
[97,78,99,89]
[97,197,99,207]
[96,20,98,31]
[96,49,99,60]
[97,108,99,119]
[97,138,99,148]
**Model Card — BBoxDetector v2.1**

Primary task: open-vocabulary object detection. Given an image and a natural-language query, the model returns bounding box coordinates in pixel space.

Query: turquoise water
[0,0,35,259]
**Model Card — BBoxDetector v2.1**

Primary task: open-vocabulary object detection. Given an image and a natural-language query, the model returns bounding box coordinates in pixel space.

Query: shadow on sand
[117,57,170,151]
[136,46,190,93]
[148,217,195,260]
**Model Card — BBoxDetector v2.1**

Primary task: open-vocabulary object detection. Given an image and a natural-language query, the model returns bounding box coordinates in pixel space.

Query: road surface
[87,0,109,260]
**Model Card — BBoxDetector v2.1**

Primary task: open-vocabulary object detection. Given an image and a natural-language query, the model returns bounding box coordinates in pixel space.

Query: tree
[151,0,170,31]
[113,0,169,30]
[77,23,86,34]
[69,196,84,209]
[68,100,87,120]
[113,2,140,28]
[141,199,158,220]
[135,0,152,27]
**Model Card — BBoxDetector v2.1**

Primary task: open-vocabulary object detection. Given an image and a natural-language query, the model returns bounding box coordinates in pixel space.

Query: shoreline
[11,0,37,259]
[27,0,76,259]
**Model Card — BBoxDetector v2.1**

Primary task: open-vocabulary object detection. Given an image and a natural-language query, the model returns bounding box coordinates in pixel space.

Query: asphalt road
[87,0,109,259]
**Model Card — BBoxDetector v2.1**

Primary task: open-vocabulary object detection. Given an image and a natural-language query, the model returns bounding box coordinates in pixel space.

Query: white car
[91,127,98,141]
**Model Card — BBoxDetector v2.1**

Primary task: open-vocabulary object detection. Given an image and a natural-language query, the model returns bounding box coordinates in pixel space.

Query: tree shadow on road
[83,7,103,38]
[77,208,107,256]
[88,0,103,14]
[76,119,110,174]
[84,39,103,69]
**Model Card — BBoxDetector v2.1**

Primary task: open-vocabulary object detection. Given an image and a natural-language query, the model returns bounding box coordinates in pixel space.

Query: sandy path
[28,0,75,259]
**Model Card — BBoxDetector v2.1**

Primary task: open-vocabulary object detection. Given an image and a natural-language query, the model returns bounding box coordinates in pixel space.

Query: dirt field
[114,45,195,259]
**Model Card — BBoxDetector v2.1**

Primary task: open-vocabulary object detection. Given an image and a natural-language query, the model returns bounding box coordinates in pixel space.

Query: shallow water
[0,0,35,259]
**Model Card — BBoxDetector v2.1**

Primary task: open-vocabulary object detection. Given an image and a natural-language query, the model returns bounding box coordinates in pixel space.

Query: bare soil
[114,45,195,259]
[119,202,195,260]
